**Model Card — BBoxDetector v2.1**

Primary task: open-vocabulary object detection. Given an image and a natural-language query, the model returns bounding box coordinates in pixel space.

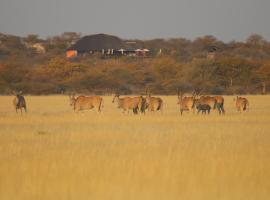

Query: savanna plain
[0,95,270,200]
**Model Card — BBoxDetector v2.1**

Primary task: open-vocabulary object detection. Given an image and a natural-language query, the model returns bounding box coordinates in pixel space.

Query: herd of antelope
[12,91,250,115]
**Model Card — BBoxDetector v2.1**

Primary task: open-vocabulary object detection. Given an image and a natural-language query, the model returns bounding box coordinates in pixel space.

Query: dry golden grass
[0,95,270,200]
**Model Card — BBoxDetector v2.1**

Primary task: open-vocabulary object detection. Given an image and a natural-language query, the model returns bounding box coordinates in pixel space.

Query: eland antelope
[69,94,103,112]
[13,91,27,114]
[112,94,143,114]
[235,96,249,112]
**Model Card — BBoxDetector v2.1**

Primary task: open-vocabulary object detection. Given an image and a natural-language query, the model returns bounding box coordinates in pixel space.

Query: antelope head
[112,93,120,103]
[13,90,23,97]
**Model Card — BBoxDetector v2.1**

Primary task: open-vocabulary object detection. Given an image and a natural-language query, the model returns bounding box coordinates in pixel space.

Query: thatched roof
[68,33,126,51]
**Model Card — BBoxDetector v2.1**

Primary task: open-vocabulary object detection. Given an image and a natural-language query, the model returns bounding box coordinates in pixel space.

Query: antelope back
[114,96,136,110]
[73,96,99,110]
[236,96,248,106]
[198,96,216,108]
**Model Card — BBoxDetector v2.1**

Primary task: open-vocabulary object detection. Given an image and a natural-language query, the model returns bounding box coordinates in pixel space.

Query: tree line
[0,32,270,95]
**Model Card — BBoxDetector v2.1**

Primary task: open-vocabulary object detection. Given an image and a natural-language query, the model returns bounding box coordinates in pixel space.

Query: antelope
[195,104,211,115]
[145,93,163,113]
[214,96,225,115]
[235,96,249,112]
[193,95,225,115]
[177,91,196,115]
[140,96,148,114]
[69,94,103,112]
[13,91,27,114]
[112,94,143,114]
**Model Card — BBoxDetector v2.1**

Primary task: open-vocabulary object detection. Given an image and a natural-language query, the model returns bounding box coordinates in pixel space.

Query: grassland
[0,95,270,200]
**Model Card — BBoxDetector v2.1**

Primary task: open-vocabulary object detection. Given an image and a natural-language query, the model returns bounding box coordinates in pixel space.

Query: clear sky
[0,0,269,42]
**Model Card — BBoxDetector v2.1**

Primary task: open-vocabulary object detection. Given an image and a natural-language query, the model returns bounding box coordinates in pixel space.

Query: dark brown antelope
[112,94,143,114]
[145,93,163,113]
[13,92,27,114]
[69,94,103,112]
[177,91,196,115]
[235,96,249,112]
[195,104,211,115]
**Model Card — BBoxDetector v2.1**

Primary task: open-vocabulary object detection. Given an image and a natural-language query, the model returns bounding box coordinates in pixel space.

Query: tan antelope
[235,96,249,112]
[112,94,143,114]
[69,94,103,112]
[177,91,196,115]
[145,93,163,113]
[13,91,27,114]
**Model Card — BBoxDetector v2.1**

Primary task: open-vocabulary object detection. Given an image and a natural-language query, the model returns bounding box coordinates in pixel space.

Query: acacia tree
[246,34,267,47]
[25,34,40,44]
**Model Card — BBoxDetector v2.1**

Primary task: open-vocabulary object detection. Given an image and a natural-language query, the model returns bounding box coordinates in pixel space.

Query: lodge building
[66,33,150,58]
